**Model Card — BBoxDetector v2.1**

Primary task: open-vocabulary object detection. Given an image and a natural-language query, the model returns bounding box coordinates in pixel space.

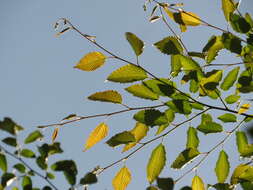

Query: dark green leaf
[154,36,183,55]
[36,156,47,170]
[225,95,240,104]
[2,137,17,147]
[186,127,199,149]
[20,149,35,158]
[157,177,174,190]
[236,131,253,157]
[166,100,192,115]
[106,131,135,147]
[222,33,242,54]
[0,117,23,135]
[38,142,63,158]
[231,164,252,184]
[218,113,237,123]
[134,109,168,126]
[80,172,98,185]
[188,52,205,59]
[125,32,144,56]
[13,163,26,173]
[24,130,43,144]
[0,153,7,173]
[177,55,202,72]
[171,148,200,169]
[1,173,15,187]
[22,176,32,190]
[197,114,223,134]
[221,67,240,91]
[191,103,204,110]
[230,14,251,33]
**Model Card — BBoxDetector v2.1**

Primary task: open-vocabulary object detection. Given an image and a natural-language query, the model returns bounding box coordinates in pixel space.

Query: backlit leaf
[222,0,236,21]
[122,122,149,152]
[166,100,192,115]
[180,11,201,26]
[197,114,223,134]
[0,153,7,173]
[147,144,166,183]
[238,104,251,114]
[186,127,199,149]
[225,94,240,104]
[13,164,26,173]
[171,148,200,169]
[22,176,32,190]
[156,124,169,135]
[20,149,35,158]
[230,14,251,33]
[239,167,253,182]
[192,176,205,190]
[215,150,230,183]
[220,67,240,91]
[107,64,147,83]
[231,164,251,184]
[24,130,43,144]
[217,113,237,123]
[106,131,135,147]
[134,109,168,126]
[88,90,122,104]
[84,122,109,151]
[112,166,131,190]
[222,33,242,54]
[125,84,159,100]
[51,128,59,143]
[125,32,144,56]
[154,36,183,55]
[74,52,106,71]
[0,117,23,135]
[236,131,253,157]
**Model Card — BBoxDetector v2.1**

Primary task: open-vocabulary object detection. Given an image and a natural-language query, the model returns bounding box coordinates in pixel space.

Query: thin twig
[202,62,252,68]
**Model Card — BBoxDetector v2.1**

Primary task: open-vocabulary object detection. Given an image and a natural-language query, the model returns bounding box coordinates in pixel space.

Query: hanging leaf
[61,114,78,121]
[238,104,251,114]
[88,90,122,104]
[1,173,16,188]
[176,55,202,72]
[125,32,144,56]
[74,52,106,71]
[220,67,240,91]
[2,137,17,147]
[191,102,204,110]
[157,177,174,190]
[192,176,205,190]
[236,131,253,157]
[13,163,26,173]
[217,113,237,123]
[107,64,147,83]
[106,131,135,147]
[24,130,43,144]
[209,183,233,190]
[179,11,201,26]
[239,167,253,182]
[80,172,98,185]
[122,122,149,152]
[186,127,199,149]
[221,0,236,21]
[51,128,59,143]
[149,16,161,23]
[125,84,159,100]
[84,122,109,151]
[215,150,230,183]
[225,95,240,104]
[147,144,166,183]
[170,54,182,77]
[20,149,36,158]
[38,142,63,158]
[0,117,23,135]
[230,14,251,33]
[197,114,223,134]
[171,148,200,169]
[22,176,32,190]
[154,36,183,55]
[222,33,242,54]
[0,153,7,173]
[147,186,159,190]
[166,100,192,115]
[134,109,168,126]
[231,164,252,184]
[112,166,131,190]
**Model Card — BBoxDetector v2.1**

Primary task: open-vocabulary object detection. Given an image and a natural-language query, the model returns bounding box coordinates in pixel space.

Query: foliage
[1,0,253,189]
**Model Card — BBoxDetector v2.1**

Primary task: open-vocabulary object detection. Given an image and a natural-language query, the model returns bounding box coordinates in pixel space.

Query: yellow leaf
[164,7,174,20]
[84,122,109,151]
[112,166,131,190]
[192,176,205,190]
[52,128,59,143]
[88,90,122,104]
[238,104,251,114]
[122,122,149,152]
[74,52,106,71]
[180,11,201,26]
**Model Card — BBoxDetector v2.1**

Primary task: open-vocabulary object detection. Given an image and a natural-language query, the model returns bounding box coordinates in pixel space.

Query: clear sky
[1,0,253,189]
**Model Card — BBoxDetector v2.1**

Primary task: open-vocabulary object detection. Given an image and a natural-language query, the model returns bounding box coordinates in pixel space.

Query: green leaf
[20,149,35,158]
[143,78,175,97]
[191,102,204,110]
[236,131,253,157]
[220,67,240,91]
[222,33,242,54]
[166,100,192,115]
[51,160,77,185]
[231,164,252,184]
[24,130,43,144]
[192,176,205,190]
[125,32,144,56]
[230,14,251,33]
[22,176,32,190]
[197,114,223,134]
[170,54,182,77]
[88,90,122,104]
[225,94,240,104]
[154,36,183,55]
[146,186,159,190]
[106,131,135,147]
[217,113,237,123]
[186,127,199,149]
[210,183,232,190]
[80,172,97,185]
[0,153,7,173]
[171,148,200,169]
[157,177,174,190]
[36,156,47,170]
[215,150,230,183]
[107,64,147,83]
[202,36,224,63]
[0,117,23,135]
[147,144,166,183]
[241,181,253,190]
[2,137,17,147]
[134,109,168,126]
[156,124,169,136]
[13,163,26,173]
[1,173,15,187]
[221,0,236,21]
[38,142,63,158]
[239,167,253,182]
[125,84,159,100]
[46,172,55,180]
[177,55,201,72]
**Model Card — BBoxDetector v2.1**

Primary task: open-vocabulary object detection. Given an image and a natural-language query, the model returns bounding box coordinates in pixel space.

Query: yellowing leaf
[238,103,251,114]
[222,0,236,21]
[52,128,59,143]
[125,32,144,56]
[122,122,149,152]
[84,123,109,151]
[125,84,159,100]
[112,166,131,190]
[147,144,166,183]
[88,90,122,104]
[192,176,205,190]
[74,52,106,71]
[163,7,174,21]
[180,11,201,26]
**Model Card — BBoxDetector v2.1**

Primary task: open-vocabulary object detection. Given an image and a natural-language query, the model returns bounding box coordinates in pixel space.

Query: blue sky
[1,0,253,189]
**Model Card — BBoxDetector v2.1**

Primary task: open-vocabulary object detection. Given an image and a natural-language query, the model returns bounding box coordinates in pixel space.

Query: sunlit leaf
[179,11,201,26]
[46,172,55,180]
[191,102,204,110]
[122,122,149,152]
[222,33,242,54]
[166,100,192,115]
[24,130,43,144]
[0,153,7,173]
[36,156,47,170]
[38,142,63,158]
[74,52,106,71]
[20,149,36,158]
[236,131,253,157]
[107,64,147,83]
[0,117,23,135]
[13,163,26,173]
[88,90,122,104]
[125,32,144,56]
[238,104,251,114]
[51,128,59,143]
[220,67,240,91]
[154,36,183,55]
[177,55,202,72]
[239,167,253,182]
[170,54,182,77]
[192,176,205,190]
[84,122,109,151]
[1,173,15,187]
[210,183,233,190]
[225,94,240,104]
[197,113,223,134]
[215,150,230,183]
[171,148,200,169]
[218,113,237,123]
[230,14,251,33]
[112,166,131,190]
[134,109,168,126]
[222,0,236,21]
[147,144,166,183]
[125,84,159,100]
[149,16,161,23]
[157,177,174,190]
[106,131,135,147]
[186,127,199,149]
[22,176,32,190]
[231,164,251,184]
[2,137,17,147]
